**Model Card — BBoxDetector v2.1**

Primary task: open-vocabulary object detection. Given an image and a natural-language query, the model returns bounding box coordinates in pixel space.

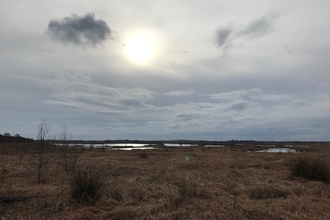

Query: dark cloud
[216,28,231,47]
[47,12,111,46]
[238,14,277,38]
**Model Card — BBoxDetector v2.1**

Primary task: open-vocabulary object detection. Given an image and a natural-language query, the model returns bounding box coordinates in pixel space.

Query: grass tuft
[108,186,124,201]
[71,167,105,205]
[138,152,149,158]
[128,185,147,201]
[291,156,330,183]
[248,185,289,200]
[174,179,209,200]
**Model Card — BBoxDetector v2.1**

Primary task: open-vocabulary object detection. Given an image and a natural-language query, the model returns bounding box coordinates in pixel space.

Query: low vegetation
[71,167,104,205]
[0,143,330,219]
[137,152,148,159]
[291,156,330,183]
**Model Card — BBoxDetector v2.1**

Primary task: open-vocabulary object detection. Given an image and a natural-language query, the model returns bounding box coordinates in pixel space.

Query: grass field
[1,143,330,219]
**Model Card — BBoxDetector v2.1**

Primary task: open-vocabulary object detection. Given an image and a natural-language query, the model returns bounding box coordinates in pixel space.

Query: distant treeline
[0,134,33,143]
[49,139,330,146]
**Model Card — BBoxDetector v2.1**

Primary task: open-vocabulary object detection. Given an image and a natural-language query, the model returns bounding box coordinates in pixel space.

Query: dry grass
[291,156,330,183]
[71,167,105,205]
[0,143,330,219]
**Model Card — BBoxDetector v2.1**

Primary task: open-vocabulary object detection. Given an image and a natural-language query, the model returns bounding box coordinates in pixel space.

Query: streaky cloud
[238,13,278,39]
[291,99,311,107]
[208,88,290,101]
[228,101,249,111]
[164,90,195,97]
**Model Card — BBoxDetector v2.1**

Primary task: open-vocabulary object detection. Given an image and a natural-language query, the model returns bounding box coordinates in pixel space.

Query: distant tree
[229,140,236,148]
[0,133,32,143]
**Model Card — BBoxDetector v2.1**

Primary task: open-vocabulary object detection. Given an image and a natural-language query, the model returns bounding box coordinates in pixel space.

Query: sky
[1,0,330,141]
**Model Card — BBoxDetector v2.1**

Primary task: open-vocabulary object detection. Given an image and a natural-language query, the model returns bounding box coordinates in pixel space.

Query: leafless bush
[32,119,54,184]
[59,124,78,175]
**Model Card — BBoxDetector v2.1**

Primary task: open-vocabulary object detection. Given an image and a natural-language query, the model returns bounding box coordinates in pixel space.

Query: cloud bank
[47,12,111,47]
[13,71,330,140]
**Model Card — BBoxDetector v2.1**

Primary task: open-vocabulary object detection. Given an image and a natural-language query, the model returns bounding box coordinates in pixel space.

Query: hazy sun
[125,35,153,63]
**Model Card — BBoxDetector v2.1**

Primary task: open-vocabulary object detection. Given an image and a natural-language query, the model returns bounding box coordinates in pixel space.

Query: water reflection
[254,148,297,153]
[112,147,156,150]
[163,143,198,147]
[56,143,226,150]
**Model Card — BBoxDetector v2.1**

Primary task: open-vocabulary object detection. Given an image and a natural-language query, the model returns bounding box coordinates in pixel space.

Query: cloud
[213,13,278,53]
[215,27,231,48]
[291,99,311,107]
[209,90,247,100]
[56,69,91,83]
[238,14,277,39]
[17,70,155,115]
[209,88,290,101]
[164,90,195,97]
[175,113,204,122]
[12,71,330,140]
[283,45,293,53]
[47,12,111,46]
[228,101,249,111]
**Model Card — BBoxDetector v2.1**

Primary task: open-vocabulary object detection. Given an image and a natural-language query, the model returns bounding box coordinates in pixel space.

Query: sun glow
[125,35,153,63]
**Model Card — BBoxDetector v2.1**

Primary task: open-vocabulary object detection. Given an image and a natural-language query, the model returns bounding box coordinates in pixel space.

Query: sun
[125,35,153,63]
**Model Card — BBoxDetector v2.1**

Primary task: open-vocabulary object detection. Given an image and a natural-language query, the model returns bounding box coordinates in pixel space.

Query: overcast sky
[1,0,330,141]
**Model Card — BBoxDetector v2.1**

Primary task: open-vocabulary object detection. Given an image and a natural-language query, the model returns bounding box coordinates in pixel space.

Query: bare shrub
[61,150,78,175]
[59,124,78,175]
[32,119,54,184]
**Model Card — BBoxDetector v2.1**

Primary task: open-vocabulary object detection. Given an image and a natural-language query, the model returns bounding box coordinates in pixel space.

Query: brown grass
[1,143,330,219]
[291,156,330,183]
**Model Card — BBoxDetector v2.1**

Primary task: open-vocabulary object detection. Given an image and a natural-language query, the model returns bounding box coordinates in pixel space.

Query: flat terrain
[1,143,330,219]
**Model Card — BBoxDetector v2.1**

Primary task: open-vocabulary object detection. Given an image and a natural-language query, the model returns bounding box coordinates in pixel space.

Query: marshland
[1,141,330,219]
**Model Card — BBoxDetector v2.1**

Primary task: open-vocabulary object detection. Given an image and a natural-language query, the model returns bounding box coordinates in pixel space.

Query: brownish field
[1,143,330,219]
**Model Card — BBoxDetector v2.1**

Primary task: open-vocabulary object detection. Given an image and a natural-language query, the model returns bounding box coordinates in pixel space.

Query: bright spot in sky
[125,35,153,63]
